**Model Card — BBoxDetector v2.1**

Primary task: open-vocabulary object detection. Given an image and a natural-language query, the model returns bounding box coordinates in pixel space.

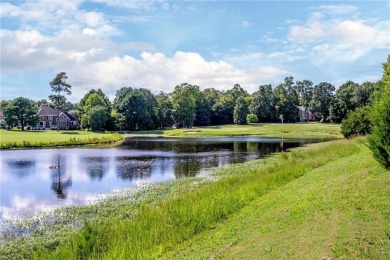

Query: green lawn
[168,139,390,259]
[0,129,122,148]
[125,123,342,139]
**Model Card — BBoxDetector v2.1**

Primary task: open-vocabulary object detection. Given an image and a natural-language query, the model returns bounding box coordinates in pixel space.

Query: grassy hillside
[0,129,122,149]
[168,139,390,259]
[125,123,342,139]
[4,138,385,259]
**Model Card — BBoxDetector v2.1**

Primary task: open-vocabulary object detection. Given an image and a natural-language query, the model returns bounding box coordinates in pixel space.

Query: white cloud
[311,20,390,62]
[318,4,358,15]
[83,11,105,27]
[0,29,151,71]
[331,20,379,44]
[0,1,82,28]
[0,0,113,37]
[289,22,325,41]
[65,51,288,100]
[83,28,97,35]
[289,12,326,42]
[287,6,390,63]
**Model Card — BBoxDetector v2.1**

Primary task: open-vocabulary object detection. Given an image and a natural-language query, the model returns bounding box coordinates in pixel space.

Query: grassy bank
[2,138,388,259]
[0,130,123,149]
[169,139,390,259]
[124,123,342,139]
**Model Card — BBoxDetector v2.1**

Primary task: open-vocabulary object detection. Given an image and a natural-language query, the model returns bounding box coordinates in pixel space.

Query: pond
[0,137,321,219]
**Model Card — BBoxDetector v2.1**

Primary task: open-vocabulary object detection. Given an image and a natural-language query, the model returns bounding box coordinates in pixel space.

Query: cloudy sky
[1,0,389,102]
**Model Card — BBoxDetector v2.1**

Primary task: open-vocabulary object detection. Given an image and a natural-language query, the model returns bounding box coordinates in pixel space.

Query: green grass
[2,138,386,259]
[123,123,342,139]
[0,129,123,149]
[169,139,390,259]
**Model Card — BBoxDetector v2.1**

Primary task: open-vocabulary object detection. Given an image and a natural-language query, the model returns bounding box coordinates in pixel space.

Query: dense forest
[1,75,383,132]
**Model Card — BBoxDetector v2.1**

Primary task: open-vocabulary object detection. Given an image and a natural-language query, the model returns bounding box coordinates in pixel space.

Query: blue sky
[1,0,389,102]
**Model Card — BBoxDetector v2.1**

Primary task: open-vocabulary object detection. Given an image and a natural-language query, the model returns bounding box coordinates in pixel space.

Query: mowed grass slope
[126,123,342,139]
[25,138,389,259]
[0,129,122,148]
[168,139,390,259]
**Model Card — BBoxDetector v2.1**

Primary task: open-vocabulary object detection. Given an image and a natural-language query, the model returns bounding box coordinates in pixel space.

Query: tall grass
[35,140,360,259]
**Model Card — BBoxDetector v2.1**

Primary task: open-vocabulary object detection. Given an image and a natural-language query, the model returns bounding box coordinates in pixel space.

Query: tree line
[1,75,383,132]
[1,53,389,170]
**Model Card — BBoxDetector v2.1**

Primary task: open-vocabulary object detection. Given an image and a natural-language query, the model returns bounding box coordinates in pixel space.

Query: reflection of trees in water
[246,142,259,152]
[123,139,234,153]
[83,157,109,181]
[117,139,312,181]
[116,157,152,181]
[6,160,35,179]
[173,156,201,178]
[50,155,72,199]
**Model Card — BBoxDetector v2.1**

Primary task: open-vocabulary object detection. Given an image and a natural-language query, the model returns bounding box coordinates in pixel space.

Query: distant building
[297,106,316,122]
[35,106,78,130]
[0,109,4,124]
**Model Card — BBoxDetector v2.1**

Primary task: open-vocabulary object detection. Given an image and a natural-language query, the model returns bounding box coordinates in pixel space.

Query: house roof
[61,111,77,121]
[37,106,59,116]
[37,106,77,121]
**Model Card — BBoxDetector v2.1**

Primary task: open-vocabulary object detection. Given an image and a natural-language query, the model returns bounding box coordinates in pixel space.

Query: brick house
[35,106,78,130]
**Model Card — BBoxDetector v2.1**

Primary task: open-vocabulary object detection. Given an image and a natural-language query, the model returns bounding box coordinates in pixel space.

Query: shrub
[340,107,371,139]
[246,113,258,124]
[368,54,390,169]
[368,86,390,169]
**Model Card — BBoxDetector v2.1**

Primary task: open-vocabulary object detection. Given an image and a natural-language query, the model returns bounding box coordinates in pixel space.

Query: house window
[48,115,53,120]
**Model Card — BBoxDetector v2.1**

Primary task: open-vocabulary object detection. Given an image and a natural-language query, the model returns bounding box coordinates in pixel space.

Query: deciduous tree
[113,87,158,130]
[171,83,197,128]
[309,82,335,122]
[249,84,276,122]
[3,97,39,130]
[233,96,249,125]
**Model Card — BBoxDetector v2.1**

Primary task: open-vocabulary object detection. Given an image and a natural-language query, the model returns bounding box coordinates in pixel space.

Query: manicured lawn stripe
[0,130,122,148]
[124,123,342,139]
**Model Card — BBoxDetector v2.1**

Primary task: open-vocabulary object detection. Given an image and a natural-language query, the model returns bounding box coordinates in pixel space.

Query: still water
[0,137,319,219]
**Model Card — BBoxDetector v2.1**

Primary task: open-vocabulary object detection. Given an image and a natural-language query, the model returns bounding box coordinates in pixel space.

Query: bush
[368,86,390,169]
[246,113,258,124]
[340,107,371,139]
[368,54,390,169]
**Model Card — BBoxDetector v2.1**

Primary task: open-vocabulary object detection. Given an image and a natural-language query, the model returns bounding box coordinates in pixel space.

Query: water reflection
[116,157,153,181]
[6,160,35,179]
[0,137,323,219]
[50,155,72,199]
[83,157,109,181]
